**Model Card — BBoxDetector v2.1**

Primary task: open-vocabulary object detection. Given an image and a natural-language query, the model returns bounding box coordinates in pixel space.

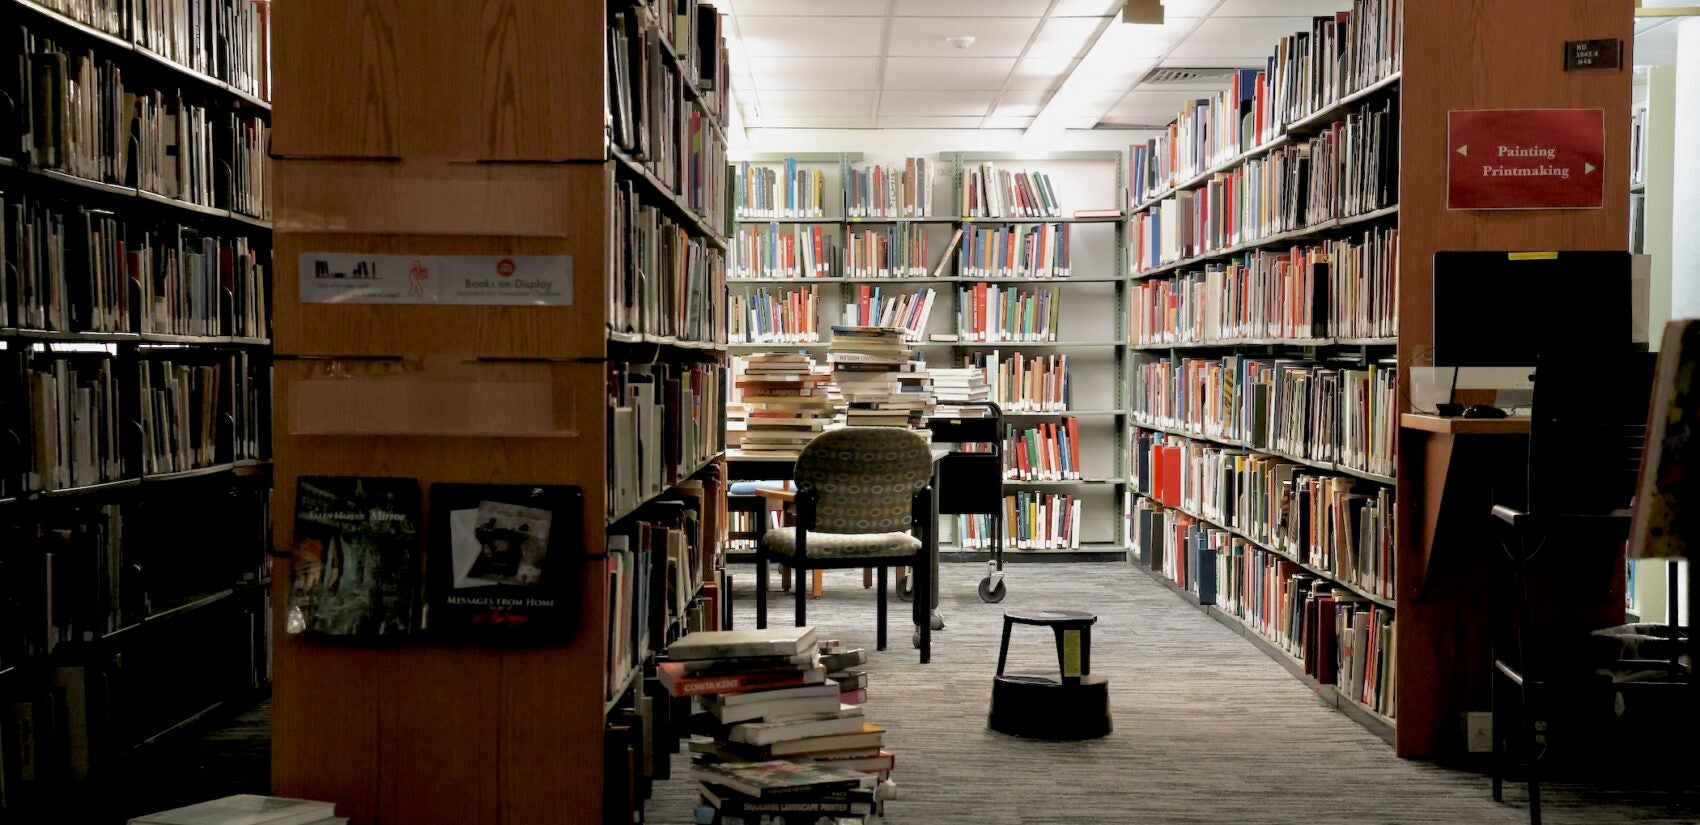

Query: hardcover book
[428,483,583,641]
[287,476,422,638]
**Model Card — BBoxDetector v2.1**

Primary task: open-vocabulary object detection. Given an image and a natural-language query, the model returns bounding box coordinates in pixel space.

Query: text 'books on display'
[829,327,934,433]
[664,628,895,824]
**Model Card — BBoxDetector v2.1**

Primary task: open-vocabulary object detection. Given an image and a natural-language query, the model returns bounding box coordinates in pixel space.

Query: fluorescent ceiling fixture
[1022,20,1143,146]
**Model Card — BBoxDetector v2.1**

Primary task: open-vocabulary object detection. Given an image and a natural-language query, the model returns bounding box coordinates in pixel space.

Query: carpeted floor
[649,562,1700,825]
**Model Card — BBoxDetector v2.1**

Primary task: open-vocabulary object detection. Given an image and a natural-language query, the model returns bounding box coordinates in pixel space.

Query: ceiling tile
[1007,57,1079,90]
[1114,16,1204,59]
[883,57,1017,90]
[982,115,1038,128]
[737,16,886,57]
[876,116,993,128]
[728,0,887,15]
[1108,89,1208,122]
[880,90,999,117]
[1213,0,1359,15]
[1024,16,1107,60]
[749,90,876,118]
[991,89,1055,116]
[1052,0,1122,15]
[893,0,1054,16]
[1072,89,1129,119]
[885,17,1042,58]
[1158,0,1226,14]
[1168,16,1317,60]
[745,115,876,128]
[1093,59,1159,91]
[745,57,881,90]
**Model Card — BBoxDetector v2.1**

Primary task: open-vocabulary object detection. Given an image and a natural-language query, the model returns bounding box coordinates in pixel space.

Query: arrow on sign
[1457,145,1469,156]
[1585,162,1597,175]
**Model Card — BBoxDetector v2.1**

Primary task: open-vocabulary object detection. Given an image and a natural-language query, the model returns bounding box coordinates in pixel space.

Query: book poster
[430,484,582,641]
[288,476,423,639]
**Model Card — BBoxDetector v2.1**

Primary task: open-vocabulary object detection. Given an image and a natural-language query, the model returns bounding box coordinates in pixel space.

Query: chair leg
[917,555,932,664]
[756,558,768,630]
[795,567,808,627]
[781,567,791,593]
[1525,680,1542,825]
[864,568,874,589]
[1491,666,1504,802]
[812,570,824,599]
[877,566,888,651]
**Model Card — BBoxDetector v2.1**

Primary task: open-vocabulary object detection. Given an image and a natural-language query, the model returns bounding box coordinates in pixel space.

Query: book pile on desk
[829,326,935,435]
[130,795,343,825]
[931,366,992,418]
[665,628,895,824]
[735,353,838,456]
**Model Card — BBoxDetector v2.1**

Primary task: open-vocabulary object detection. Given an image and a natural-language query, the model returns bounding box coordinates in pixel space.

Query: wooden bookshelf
[269,1,730,823]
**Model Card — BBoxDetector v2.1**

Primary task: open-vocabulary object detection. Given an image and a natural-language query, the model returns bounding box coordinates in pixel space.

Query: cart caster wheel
[978,577,1007,603]
[896,575,914,602]
[929,612,946,631]
[912,630,921,648]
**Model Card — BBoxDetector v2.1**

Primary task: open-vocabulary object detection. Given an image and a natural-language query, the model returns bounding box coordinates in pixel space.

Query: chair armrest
[1492,504,1632,537]
[754,488,797,504]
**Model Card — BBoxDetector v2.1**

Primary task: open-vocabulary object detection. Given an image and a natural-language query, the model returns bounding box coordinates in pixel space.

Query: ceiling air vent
[1139,66,1244,85]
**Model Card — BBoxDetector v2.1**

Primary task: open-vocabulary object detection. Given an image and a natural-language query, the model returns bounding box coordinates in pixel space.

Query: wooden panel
[273,0,606,160]
[1395,0,1633,759]
[270,360,610,825]
[271,163,609,360]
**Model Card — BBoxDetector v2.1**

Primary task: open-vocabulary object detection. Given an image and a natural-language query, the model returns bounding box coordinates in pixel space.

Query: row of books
[1129,0,1402,204]
[840,286,936,343]
[958,222,1071,279]
[1134,429,1394,599]
[1132,354,1396,479]
[1129,97,1397,271]
[734,158,828,219]
[606,470,721,703]
[607,361,723,520]
[728,286,820,345]
[956,492,1084,550]
[956,284,1061,343]
[667,0,731,120]
[1131,495,1395,717]
[610,179,726,344]
[847,157,935,218]
[961,350,1071,413]
[847,224,932,279]
[1003,418,1083,481]
[13,29,271,217]
[1130,227,1398,344]
[24,0,272,101]
[609,11,678,190]
[0,503,126,661]
[732,224,836,280]
[2,194,268,339]
[0,348,269,497]
[961,163,1062,219]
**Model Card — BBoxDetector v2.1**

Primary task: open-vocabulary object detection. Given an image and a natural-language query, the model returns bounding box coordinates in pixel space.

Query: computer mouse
[1461,404,1508,419]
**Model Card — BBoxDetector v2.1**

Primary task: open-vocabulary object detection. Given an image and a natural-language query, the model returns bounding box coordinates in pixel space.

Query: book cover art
[287,476,422,638]
[429,483,582,641]
[1632,319,1700,559]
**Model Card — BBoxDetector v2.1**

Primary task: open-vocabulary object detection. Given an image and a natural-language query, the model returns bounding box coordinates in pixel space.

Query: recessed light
[945,35,976,49]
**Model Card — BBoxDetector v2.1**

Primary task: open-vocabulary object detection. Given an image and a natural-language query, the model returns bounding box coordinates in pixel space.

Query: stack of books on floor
[129,795,342,825]
[735,354,838,456]
[663,628,894,824]
[931,367,992,417]
[829,327,934,432]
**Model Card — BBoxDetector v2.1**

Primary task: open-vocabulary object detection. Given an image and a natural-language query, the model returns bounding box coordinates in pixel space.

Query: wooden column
[1395,0,1633,758]
[268,1,615,821]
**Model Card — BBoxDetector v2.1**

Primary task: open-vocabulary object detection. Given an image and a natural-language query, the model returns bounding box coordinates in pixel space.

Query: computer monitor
[1432,250,1632,367]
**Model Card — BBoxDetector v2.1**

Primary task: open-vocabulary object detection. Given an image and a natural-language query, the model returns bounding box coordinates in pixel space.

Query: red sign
[1447,108,1605,210]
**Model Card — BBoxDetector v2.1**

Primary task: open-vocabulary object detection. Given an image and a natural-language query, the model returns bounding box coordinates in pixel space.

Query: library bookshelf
[1120,0,1634,759]
[270,1,728,823]
[0,0,274,817]
[726,150,1132,555]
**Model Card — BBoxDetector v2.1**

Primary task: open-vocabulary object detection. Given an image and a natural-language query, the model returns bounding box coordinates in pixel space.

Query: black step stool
[987,609,1111,740]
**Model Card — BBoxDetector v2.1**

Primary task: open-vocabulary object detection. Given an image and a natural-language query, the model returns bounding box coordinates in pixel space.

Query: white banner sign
[299,253,573,306]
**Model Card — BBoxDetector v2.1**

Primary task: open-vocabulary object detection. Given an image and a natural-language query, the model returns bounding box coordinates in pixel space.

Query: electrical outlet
[1466,712,1494,753]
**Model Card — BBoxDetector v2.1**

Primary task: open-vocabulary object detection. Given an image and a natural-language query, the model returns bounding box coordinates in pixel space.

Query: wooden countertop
[1401,413,1532,435]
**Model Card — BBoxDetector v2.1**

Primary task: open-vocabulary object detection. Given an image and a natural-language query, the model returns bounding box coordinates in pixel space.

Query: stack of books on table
[829,327,935,434]
[735,353,838,456]
[931,367,992,418]
[129,795,342,825]
[663,628,895,824]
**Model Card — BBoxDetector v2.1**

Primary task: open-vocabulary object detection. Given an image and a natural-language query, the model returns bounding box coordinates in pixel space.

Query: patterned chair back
[795,428,933,535]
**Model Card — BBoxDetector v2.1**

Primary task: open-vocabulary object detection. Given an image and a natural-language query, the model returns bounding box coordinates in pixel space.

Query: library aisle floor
[651,565,1696,825]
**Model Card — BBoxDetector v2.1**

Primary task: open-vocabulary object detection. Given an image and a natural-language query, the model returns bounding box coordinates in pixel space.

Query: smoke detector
[945,35,976,49]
